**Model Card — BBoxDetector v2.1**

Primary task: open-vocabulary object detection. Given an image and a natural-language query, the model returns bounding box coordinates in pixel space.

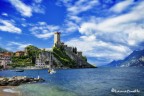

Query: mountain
[0,47,8,52]
[107,49,144,67]
[106,60,123,67]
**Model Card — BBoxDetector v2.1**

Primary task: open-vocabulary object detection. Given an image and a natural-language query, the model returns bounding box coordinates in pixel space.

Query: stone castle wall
[35,51,53,67]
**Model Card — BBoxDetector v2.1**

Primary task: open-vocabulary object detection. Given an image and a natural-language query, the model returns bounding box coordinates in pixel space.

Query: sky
[0,0,144,66]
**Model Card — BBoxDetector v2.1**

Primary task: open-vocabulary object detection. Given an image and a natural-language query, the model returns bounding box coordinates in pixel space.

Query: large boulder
[0,76,45,86]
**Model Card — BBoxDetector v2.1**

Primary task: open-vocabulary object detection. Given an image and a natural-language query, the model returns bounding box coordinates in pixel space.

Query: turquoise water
[0,68,144,96]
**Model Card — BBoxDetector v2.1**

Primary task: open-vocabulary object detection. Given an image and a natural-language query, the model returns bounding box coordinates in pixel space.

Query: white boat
[48,69,56,74]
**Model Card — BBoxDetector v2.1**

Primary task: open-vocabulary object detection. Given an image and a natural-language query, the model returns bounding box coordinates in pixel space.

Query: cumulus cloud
[0,19,21,34]
[30,22,59,39]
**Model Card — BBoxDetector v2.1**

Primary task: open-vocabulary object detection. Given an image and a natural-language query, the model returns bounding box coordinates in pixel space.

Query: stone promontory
[0,76,45,86]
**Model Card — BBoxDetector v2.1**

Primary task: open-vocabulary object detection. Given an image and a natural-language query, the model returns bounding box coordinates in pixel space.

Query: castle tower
[54,32,61,46]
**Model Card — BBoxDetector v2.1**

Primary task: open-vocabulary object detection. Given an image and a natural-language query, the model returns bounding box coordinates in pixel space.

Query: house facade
[15,51,25,57]
[0,52,12,69]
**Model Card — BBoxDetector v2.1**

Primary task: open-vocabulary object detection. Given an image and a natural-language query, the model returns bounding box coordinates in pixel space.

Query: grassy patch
[53,46,77,68]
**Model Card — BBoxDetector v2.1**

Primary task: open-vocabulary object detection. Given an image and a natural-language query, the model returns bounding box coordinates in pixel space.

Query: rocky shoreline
[0,76,45,86]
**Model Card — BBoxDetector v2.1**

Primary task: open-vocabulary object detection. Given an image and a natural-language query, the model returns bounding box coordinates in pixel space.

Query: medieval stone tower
[54,32,61,46]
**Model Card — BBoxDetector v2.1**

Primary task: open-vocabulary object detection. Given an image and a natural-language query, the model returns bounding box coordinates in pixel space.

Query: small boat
[48,69,56,74]
[15,69,24,72]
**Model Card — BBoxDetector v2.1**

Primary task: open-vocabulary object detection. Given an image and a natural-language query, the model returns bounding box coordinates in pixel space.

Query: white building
[0,52,12,69]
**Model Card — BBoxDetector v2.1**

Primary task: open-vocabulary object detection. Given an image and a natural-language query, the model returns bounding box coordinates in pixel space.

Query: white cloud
[32,0,45,14]
[0,19,21,34]
[1,13,8,16]
[30,22,59,39]
[67,0,98,15]
[32,31,54,39]
[7,41,31,51]
[8,0,45,17]
[127,25,144,46]
[99,2,144,32]
[79,22,97,35]
[9,0,32,17]
[80,35,96,41]
[34,0,42,3]
[79,1,144,46]
[32,4,45,14]
[66,37,131,65]
[21,24,26,27]
[64,21,79,32]
[38,22,46,25]
[68,15,82,23]
[65,1,144,65]
[110,0,133,13]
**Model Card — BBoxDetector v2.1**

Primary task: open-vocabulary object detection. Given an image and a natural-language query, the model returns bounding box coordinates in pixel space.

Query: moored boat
[48,69,56,74]
[15,69,24,72]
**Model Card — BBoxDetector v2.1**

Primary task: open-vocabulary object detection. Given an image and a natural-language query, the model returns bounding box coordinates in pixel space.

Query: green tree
[25,45,40,57]
[25,45,40,64]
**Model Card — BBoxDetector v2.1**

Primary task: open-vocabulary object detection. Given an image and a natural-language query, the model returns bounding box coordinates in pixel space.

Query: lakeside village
[0,32,95,70]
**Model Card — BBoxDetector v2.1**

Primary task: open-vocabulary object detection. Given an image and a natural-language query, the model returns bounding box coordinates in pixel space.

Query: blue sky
[0,0,144,66]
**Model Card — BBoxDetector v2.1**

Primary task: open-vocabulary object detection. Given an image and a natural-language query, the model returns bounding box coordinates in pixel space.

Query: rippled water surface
[0,67,144,96]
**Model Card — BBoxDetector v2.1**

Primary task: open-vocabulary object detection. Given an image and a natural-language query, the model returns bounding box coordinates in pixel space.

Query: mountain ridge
[107,49,144,67]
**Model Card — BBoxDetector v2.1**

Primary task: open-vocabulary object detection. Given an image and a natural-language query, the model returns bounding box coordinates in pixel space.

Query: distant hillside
[106,60,123,67]
[107,49,144,67]
[0,47,8,52]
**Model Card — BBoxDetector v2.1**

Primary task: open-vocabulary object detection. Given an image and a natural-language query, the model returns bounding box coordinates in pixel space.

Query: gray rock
[0,76,45,86]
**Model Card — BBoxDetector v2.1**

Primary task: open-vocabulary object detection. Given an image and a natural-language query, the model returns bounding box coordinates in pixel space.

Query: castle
[35,32,94,68]
[54,32,83,56]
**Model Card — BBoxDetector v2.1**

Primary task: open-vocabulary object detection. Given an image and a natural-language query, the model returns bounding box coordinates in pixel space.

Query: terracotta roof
[0,52,12,57]
[15,51,24,53]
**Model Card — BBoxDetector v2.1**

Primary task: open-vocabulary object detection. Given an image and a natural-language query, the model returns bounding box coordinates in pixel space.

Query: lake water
[0,67,144,96]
